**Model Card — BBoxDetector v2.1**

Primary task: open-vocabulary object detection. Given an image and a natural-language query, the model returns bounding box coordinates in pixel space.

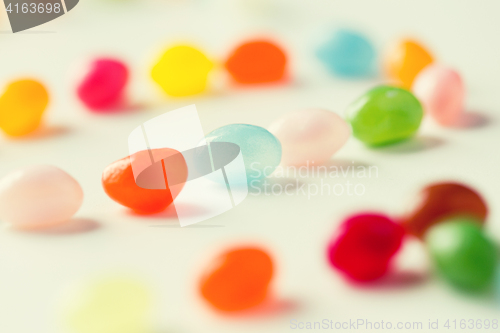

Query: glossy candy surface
[426,217,497,291]
[0,79,49,136]
[402,182,487,238]
[268,108,350,166]
[102,148,187,214]
[225,40,287,84]
[200,247,274,311]
[0,165,83,229]
[385,39,433,88]
[412,65,465,126]
[151,45,213,97]
[62,276,152,333]
[77,58,128,111]
[327,213,405,282]
[316,29,376,77]
[206,124,281,184]
[346,85,423,146]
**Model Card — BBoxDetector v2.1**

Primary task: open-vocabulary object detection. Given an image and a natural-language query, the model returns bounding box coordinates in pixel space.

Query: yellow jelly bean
[151,45,213,97]
[62,276,152,333]
[0,79,49,137]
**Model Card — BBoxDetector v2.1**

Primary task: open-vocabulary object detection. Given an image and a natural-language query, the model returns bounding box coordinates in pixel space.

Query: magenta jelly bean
[327,213,405,282]
[76,58,129,111]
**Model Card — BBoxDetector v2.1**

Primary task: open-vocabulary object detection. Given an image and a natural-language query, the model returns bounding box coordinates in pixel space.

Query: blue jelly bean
[317,29,376,77]
[206,124,281,184]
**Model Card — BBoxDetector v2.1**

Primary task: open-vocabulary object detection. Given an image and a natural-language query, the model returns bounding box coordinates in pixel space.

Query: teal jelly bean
[317,29,376,77]
[425,217,497,292]
[346,85,423,146]
[206,124,281,184]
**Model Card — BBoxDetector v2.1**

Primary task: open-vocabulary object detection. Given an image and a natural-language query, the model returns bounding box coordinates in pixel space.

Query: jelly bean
[206,124,281,184]
[0,165,83,229]
[151,45,213,97]
[384,39,433,88]
[412,64,465,126]
[62,276,152,333]
[76,58,128,111]
[346,85,423,146]
[0,79,49,136]
[268,108,350,166]
[316,29,376,77]
[102,148,187,214]
[225,40,287,84]
[496,269,500,303]
[327,213,405,282]
[425,217,497,291]
[402,182,487,238]
[200,247,274,311]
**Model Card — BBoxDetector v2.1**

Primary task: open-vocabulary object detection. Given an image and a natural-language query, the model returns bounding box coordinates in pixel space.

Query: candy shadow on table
[26,218,100,235]
[10,125,72,140]
[248,177,308,194]
[432,282,499,308]
[127,203,224,227]
[454,111,490,129]
[353,271,429,291]
[372,136,445,154]
[90,100,146,114]
[220,297,299,319]
[322,159,372,170]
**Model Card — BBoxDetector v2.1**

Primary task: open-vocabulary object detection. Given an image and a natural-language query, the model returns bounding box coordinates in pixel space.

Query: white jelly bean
[0,165,83,229]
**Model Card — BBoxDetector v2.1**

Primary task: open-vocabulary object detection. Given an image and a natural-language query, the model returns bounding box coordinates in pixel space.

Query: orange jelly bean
[102,148,187,214]
[225,40,287,84]
[384,39,433,88]
[0,79,49,137]
[200,247,274,311]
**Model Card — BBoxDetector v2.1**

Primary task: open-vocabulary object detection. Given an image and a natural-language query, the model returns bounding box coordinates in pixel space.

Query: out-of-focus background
[1,0,500,332]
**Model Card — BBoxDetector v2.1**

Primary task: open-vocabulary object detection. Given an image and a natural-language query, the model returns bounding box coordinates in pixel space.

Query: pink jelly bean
[268,108,350,166]
[0,165,83,229]
[412,64,465,126]
[77,58,128,111]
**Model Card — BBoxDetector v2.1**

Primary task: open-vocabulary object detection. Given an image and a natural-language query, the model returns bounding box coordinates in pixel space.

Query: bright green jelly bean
[346,85,423,146]
[425,217,497,291]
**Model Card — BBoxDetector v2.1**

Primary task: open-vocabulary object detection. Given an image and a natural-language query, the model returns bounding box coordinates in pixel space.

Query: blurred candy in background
[225,39,288,84]
[1,1,500,333]
[316,29,376,78]
[60,275,153,333]
[76,58,129,111]
[0,79,49,136]
[151,45,214,97]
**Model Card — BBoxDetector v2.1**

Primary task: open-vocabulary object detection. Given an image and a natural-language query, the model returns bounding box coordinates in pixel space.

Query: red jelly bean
[327,213,405,282]
[402,182,487,238]
[199,247,274,312]
[225,40,287,84]
[77,58,128,111]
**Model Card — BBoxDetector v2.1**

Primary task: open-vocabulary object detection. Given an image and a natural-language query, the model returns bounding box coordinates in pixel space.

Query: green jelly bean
[346,85,423,146]
[425,217,497,291]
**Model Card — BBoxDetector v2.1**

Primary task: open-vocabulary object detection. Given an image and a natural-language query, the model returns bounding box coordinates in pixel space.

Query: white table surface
[0,0,500,332]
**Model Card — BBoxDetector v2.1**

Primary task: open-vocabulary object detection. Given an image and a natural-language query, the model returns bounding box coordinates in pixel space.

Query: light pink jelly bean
[77,58,128,111]
[412,65,465,126]
[0,165,83,229]
[268,108,350,166]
